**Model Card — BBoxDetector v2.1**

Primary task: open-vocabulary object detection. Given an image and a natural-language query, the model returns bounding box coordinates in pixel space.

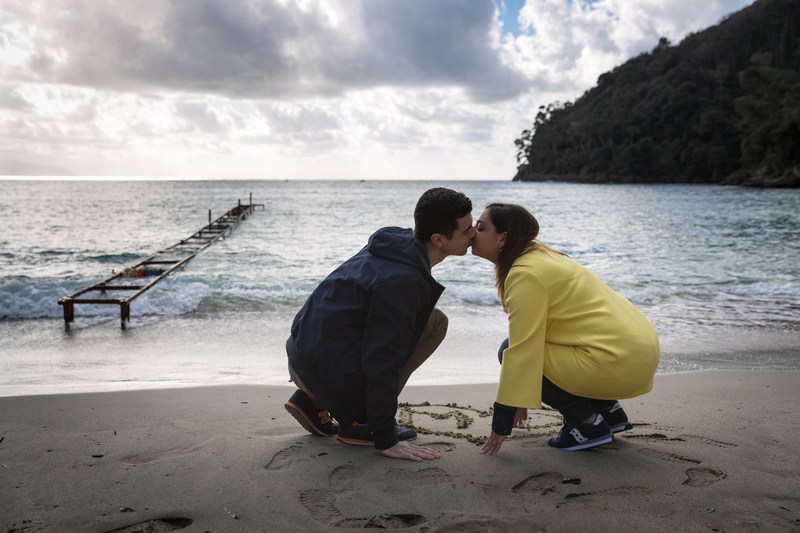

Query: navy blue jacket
[286,227,444,450]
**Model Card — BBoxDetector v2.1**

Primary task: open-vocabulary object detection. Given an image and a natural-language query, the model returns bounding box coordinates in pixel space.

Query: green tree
[512,0,800,186]
[735,54,800,179]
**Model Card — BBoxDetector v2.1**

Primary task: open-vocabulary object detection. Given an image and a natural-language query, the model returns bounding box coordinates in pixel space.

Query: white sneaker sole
[552,434,613,451]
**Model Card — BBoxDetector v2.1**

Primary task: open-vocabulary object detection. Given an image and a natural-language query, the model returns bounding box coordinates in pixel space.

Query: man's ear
[430,233,444,248]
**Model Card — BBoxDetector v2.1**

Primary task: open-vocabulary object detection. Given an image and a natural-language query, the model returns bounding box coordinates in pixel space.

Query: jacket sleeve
[360,276,426,450]
[496,267,547,409]
[491,402,517,435]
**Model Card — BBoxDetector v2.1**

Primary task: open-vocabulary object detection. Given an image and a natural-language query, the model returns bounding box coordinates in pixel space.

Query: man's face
[439,214,476,257]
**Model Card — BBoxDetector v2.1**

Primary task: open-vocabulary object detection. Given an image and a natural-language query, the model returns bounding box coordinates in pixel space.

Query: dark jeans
[498,339,615,424]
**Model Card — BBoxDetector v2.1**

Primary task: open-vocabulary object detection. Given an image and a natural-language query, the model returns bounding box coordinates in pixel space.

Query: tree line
[513,0,800,187]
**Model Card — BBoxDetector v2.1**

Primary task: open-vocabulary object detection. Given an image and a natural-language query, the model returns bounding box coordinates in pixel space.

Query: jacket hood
[366,227,430,273]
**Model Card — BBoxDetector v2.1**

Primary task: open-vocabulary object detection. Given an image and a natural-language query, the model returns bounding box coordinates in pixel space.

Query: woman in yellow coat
[472,203,660,454]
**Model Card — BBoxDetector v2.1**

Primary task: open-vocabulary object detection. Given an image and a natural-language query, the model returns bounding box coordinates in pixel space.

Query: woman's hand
[514,408,528,428]
[479,431,506,455]
[380,441,441,461]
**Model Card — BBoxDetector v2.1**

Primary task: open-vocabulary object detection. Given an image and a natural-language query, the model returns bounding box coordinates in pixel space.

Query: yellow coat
[496,247,660,408]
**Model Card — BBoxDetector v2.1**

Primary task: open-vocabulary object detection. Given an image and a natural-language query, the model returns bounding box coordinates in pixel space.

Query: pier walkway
[58,195,264,330]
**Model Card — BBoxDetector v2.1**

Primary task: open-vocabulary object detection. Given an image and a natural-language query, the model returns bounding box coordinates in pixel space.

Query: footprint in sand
[509,472,647,503]
[559,486,652,505]
[299,464,355,523]
[386,466,451,484]
[102,517,192,533]
[383,466,451,496]
[624,433,737,450]
[636,447,702,465]
[299,463,426,529]
[480,483,506,496]
[680,435,738,448]
[683,467,727,487]
[337,514,427,529]
[433,517,534,532]
[119,442,208,466]
[510,472,564,496]
[623,433,686,442]
[265,444,304,470]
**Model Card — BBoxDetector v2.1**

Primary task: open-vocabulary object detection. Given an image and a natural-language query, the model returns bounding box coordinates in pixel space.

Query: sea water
[1,179,798,396]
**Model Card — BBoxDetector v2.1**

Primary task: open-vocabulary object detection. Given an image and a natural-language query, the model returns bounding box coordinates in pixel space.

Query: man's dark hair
[414,188,473,244]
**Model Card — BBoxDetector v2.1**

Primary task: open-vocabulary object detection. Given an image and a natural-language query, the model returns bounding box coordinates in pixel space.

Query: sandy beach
[2,370,799,532]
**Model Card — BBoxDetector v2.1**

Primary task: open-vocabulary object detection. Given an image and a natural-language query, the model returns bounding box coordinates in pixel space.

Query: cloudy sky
[1,0,752,180]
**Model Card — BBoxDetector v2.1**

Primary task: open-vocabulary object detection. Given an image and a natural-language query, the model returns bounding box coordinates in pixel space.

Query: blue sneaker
[548,414,613,451]
[602,402,633,433]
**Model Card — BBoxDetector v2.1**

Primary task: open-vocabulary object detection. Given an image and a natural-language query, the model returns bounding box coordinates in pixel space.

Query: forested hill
[513,0,800,187]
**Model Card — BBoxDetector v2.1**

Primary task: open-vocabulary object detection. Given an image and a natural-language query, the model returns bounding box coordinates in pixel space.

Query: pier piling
[58,195,264,330]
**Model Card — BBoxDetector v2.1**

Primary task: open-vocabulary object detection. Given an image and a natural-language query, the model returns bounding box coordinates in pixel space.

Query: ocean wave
[2,273,798,332]
[37,249,77,257]
[0,276,318,320]
[86,252,144,265]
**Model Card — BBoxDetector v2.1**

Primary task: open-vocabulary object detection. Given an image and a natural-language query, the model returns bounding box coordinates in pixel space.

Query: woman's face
[471,209,506,263]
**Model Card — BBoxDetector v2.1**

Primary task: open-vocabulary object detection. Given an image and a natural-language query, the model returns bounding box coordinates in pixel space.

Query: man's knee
[429,307,449,337]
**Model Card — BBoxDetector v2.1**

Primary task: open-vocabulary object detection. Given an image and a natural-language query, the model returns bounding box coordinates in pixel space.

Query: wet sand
[2,370,799,532]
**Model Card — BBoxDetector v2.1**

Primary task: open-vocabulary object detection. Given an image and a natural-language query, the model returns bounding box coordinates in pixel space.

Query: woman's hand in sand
[380,441,442,462]
[514,408,528,428]
[479,431,506,455]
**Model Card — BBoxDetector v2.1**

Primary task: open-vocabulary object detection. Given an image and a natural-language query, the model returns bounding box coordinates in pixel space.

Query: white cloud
[0,0,755,179]
[2,0,525,101]
[508,0,753,102]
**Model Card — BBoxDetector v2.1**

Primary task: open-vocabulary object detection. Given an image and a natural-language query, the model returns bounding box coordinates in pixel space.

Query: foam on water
[3,266,798,331]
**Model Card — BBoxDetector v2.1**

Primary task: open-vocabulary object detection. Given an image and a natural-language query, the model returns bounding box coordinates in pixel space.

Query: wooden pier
[58,194,264,330]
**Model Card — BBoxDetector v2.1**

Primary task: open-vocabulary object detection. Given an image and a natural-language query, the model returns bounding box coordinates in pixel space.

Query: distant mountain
[513,0,800,187]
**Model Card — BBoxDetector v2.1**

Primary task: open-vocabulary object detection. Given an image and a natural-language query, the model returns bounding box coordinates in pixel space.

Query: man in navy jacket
[285,188,474,461]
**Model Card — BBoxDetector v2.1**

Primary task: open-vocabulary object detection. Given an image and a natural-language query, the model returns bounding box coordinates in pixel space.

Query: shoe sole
[609,422,634,433]
[550,435,613,451]
[285,401,334,437]
[336,435,374,446]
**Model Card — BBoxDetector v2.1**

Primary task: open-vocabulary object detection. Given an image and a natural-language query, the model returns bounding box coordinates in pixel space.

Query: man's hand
[479,431,506,455]
[514,407,528,428]
[380,441,441,462]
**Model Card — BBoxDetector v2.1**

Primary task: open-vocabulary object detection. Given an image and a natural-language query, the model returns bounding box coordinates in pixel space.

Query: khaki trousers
[289,307,449,400]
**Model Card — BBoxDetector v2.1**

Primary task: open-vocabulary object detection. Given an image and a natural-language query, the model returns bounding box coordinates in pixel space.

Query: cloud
[506,0,753,102]
[351,2,527,101]
[0,0,756,179]
[2,0,527,102]
[174,101,231,134]
[0,84,29,110]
